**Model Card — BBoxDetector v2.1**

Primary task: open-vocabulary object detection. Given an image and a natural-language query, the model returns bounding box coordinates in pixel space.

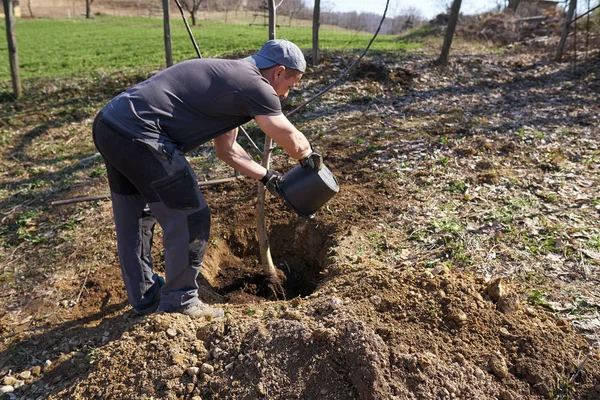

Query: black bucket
[278,163,339,218]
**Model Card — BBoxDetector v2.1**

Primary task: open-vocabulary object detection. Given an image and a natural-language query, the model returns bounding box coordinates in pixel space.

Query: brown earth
[1,30,600,400]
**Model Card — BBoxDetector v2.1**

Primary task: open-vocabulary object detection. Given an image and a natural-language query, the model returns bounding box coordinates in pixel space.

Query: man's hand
[260,169,282,197]
[299,147,323,171]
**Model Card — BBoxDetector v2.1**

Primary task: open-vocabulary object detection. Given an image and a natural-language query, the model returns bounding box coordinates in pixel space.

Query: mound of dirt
[48,234,600,399]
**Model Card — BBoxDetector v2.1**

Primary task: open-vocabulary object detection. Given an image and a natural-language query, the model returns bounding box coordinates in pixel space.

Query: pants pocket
[151,168,201,210]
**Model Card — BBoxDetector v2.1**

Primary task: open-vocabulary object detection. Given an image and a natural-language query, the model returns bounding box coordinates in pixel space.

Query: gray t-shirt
[101,58,282,153]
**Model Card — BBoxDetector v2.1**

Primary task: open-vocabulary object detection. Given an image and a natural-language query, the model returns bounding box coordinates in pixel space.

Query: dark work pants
[92,113,210,312]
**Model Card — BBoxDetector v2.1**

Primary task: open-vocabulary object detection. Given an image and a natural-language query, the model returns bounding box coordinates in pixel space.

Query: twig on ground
[74,264,93,305]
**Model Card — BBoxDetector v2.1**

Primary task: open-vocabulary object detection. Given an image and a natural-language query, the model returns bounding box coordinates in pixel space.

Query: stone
[2,377,16,386]
[43,360,52,370]
[370,295,382,305]
[448,310,468,325]
[186,367,200,376]
[500,389,514,400]
[30,365,41,377]
[200,363,214,375]
[487,278,505,301]
[474,367,486,379]
[18,370,31,380]
[489,355,509,379]
[171,353,185,365]
[330,297,343,310]
[497,296,520,315]
[166,328,178,338]
[0,386,14,395]
[256,382,266,396]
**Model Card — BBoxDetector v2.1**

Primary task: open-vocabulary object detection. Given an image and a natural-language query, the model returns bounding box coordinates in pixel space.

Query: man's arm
[213,128,266,180]
[254,114,312,160]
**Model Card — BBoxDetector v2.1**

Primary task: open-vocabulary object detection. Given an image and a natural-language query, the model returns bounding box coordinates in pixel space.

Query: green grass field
[0,16,417,81]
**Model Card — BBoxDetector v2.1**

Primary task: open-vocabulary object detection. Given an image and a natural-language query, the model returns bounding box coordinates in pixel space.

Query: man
[92,39,322,318]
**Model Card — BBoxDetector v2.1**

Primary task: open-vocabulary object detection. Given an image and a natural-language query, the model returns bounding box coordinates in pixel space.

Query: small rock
[2,377,16,386]
[13,380,24,389]
[448,310,468,325]
[556,318,570,332]
[290,297,302,308]
[171,353,185,365]
[191,396,202,400]
[370,295,382,305]
[489,355,509,379]
[0,385,14,395]
[500,389,514,400]
[186,367,200,376]
[200,363,214,375]
[453,353,466,365]
[330,297,343,310]
[432,265,449,275]
[18,370,31,380]
[44,359,52,370]
[166,328,178,338]
[474,367,486,379]
[497,295,520,315]
[487,278,505,301]
[256,382,266,396]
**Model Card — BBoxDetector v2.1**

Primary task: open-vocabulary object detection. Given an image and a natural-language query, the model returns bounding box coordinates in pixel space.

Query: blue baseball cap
[246,39,306,73]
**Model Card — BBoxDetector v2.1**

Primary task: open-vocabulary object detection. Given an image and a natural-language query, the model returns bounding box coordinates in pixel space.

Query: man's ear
[275,65,286,79]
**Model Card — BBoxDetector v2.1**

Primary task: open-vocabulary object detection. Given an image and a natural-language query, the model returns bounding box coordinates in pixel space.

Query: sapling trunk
[256,0,286,299]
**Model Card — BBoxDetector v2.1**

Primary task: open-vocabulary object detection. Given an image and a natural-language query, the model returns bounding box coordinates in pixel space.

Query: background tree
[2,0,21,97]
[437,0,462,66]
[312,0,320,66]
[278,0,306,27]
[181,0,204,26]
[556,0,577,61]
[86,0,94,19]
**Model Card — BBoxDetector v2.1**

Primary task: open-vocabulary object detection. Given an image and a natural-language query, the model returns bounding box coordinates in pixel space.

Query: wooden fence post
[163,0,173,67]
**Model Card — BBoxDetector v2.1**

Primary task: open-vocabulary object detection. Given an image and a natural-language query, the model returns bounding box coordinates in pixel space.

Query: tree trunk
[191,11,196,25]
[257,0,284,296]
[312,0,320,66]
[507,0,521,11]
[86,0,91,18]
[162,0,173,67]
[556,0,577,62]
[27,0,34,18]
[3,0,22,97]
[437,0,462,67]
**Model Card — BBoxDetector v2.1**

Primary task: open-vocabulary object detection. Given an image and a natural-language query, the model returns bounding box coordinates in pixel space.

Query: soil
[1,24,600,400]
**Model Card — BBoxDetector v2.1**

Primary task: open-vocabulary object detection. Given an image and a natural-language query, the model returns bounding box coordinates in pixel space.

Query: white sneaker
[158,302,224,319]
[182,302,225,319]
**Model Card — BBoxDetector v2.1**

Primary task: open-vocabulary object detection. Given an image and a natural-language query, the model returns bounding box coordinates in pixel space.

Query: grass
[0,15,418,81]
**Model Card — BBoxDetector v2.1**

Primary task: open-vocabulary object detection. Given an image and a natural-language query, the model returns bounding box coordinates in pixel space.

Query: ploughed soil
[1,34,600,400]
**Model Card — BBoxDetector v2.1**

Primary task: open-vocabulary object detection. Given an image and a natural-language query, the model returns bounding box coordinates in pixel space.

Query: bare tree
[181,0,205,26]
[437,0,462,66]
[312,0,320,66]
[86,0,94,19]
[556,0,577,61]
[27,0,33,18]
[507,0,521,11]
[2,0,21,97]
[278,0,306,27]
